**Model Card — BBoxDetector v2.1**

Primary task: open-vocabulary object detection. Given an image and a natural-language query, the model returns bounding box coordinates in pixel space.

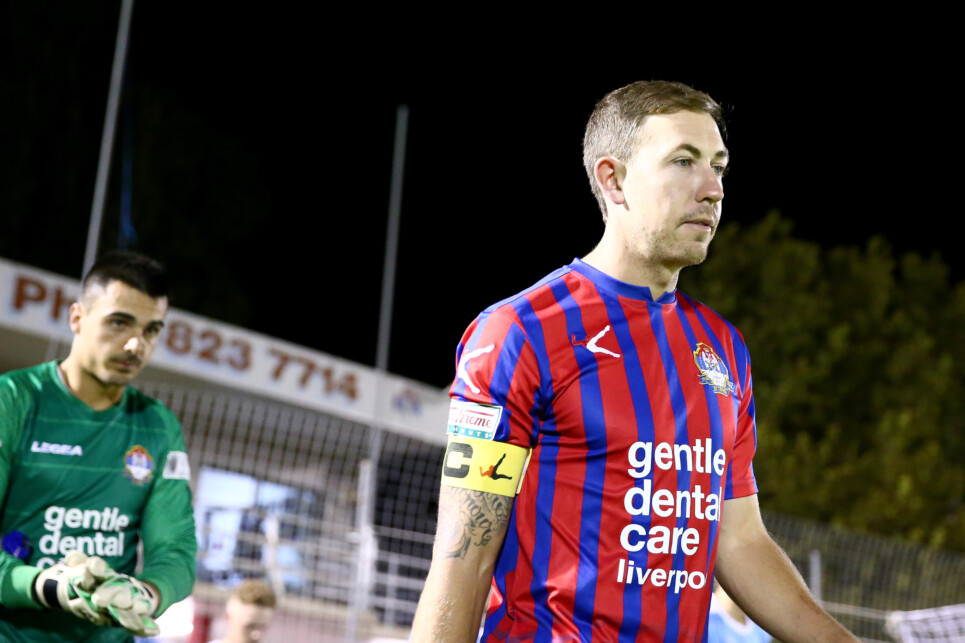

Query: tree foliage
[680,212,965,550]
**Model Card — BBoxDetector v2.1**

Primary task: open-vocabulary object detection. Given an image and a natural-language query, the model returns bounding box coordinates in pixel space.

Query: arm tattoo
[439,487,512,560]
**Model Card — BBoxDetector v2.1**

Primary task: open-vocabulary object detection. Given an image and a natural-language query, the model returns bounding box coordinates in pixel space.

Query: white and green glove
[91,573,161,638]
[31,550,113,626]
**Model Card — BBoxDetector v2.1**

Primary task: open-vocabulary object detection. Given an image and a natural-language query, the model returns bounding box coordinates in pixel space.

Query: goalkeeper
[0,251,197,642]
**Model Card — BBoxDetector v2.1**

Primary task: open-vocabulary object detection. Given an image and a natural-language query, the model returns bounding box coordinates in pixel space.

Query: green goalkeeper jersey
[0,361,197,642]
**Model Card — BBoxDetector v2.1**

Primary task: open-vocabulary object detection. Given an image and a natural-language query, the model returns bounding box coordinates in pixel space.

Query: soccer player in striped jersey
[412,81,857,642]
[0,251,196,642]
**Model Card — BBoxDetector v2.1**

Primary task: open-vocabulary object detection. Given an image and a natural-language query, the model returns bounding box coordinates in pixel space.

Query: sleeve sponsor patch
[441,435,529,497]
[447,400,503,440]
[162,451,192,481]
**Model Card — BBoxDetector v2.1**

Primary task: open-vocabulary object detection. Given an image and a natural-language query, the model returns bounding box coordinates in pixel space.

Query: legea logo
[31,441,83,456]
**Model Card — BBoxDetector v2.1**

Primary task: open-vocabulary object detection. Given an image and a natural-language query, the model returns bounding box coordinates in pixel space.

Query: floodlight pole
[376,104,409,376]
[83,0,134,276]
[348,104,409,642]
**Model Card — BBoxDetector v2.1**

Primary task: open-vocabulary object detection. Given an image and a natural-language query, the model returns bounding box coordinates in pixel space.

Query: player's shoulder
[678,291,749,348]
[480,263,575,320]
[676,290,728,322]
[124,387,181,429]
[0,361,52,383]
[0,361,56,398]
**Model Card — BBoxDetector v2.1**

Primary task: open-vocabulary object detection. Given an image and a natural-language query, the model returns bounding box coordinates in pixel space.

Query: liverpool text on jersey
[618,439,726,592]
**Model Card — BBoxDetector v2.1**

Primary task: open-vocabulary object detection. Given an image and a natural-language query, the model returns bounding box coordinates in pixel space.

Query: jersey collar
[569,258,677,305]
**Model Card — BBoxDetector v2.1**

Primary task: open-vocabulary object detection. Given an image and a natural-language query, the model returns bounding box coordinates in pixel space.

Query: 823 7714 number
[163,320,252,371]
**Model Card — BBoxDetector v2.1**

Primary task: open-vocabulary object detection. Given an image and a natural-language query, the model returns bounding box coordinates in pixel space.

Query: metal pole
[347,104,408,642]
[83,0,134,276]
[376,104,409,374]
[809,548,823,602]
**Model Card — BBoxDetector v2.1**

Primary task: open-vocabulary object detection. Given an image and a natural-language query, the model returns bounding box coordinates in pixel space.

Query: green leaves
[682,212,965,550]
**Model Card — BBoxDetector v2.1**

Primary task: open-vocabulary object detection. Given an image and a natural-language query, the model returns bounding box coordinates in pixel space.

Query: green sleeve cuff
[1,564,41,609]
[137,573,175,616]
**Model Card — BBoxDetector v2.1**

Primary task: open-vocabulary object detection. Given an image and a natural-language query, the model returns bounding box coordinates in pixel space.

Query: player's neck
[583,236,680,300]
[58,358,125,411]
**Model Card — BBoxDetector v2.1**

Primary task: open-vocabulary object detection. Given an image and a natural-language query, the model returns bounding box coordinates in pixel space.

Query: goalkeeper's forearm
[0,563,45,609]
[0,552,113,627]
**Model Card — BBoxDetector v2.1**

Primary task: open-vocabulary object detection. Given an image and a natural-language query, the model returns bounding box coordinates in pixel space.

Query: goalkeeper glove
[91,573,161,637]
[31,550,113,626]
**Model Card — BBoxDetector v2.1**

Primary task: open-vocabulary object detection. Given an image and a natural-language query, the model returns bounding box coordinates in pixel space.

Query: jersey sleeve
[0,374,27,507]
[725,336,758,499]
[0,375,44,610]
[448,307,543,449]
[137,407,197,615]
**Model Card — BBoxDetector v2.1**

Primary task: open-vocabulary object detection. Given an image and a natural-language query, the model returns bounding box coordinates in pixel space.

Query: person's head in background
[221,579,276,643]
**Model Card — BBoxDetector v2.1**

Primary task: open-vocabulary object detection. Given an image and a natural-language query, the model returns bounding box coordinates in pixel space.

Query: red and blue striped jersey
[449,259,759,643]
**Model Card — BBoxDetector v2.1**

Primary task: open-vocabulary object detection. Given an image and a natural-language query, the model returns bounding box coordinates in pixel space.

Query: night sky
[3,4,960,388]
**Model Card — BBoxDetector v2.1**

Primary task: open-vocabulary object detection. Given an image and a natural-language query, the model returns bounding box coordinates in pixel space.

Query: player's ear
[68,301,84,333]
[594,156,626,207]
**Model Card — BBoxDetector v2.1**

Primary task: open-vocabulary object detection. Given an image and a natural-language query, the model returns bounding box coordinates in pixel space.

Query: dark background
[2,3,959,388]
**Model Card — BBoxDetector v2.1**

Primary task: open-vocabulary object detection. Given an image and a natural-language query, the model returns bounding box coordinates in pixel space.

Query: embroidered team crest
[693,343,736,396]
[124,445,154,485]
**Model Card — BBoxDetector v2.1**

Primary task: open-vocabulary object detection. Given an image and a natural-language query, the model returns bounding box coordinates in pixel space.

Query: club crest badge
[124,445,154,485]
[693,342,736,397]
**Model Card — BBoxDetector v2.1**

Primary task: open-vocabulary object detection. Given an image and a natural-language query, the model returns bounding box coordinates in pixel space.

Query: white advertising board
[0,257,447,445]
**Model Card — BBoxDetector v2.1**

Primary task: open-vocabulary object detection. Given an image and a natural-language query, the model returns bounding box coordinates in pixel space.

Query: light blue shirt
[708,600,771,643]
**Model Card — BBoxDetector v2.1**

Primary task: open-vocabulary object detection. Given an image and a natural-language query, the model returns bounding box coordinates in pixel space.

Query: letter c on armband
[441,435,530,497]
[443,441,472,479]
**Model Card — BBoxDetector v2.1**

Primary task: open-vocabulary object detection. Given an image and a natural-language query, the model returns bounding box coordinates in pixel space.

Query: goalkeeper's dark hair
[82,251,169,300]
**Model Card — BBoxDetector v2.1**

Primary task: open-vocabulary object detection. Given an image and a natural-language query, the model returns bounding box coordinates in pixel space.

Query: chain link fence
[764,512,965,641]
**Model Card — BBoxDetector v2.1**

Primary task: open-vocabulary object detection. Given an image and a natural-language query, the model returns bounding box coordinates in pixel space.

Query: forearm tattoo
[440,486,512,560]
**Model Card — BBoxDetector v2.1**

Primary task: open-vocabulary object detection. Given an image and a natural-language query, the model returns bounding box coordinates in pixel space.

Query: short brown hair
[582,80,725,220]
[231,579,277,608]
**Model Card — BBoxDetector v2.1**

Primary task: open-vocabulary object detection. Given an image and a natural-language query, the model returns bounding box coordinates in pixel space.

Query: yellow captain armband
[441,435,531,497]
